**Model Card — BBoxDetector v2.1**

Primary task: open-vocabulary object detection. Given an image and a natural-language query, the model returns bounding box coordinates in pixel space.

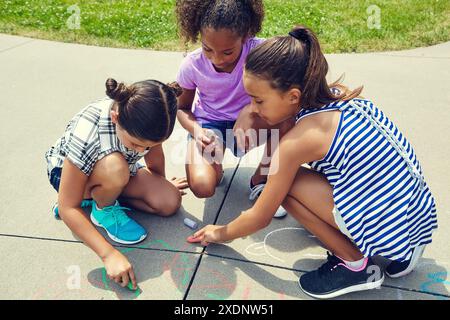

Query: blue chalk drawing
[420,272,450,300]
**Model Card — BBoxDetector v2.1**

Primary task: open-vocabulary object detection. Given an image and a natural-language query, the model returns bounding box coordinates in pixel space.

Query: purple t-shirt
[176,37,265,123]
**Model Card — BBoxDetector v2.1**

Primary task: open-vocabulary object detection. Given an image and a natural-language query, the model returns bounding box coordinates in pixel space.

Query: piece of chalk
[127,281,137,291]
[184,218,198,229]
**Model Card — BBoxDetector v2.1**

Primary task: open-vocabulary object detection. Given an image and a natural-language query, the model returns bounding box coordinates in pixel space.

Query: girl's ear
[110,110,119,124]
[288,88,301,106]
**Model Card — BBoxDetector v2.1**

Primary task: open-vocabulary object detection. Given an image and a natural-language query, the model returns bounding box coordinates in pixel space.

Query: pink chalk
[187,235,202,243]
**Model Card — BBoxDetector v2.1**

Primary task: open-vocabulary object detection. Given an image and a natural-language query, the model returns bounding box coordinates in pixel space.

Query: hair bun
[105,78,131,102]
[167,81,183,98]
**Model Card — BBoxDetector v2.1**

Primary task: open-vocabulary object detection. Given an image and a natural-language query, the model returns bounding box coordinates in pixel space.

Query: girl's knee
[161,197,181,217]
[94,153,130,188]
[190,181,216,198]
[151,190,181,217]
[188,174,217,199]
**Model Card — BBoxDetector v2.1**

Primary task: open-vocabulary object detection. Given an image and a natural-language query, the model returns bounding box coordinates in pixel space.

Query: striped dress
[296,98,438,262]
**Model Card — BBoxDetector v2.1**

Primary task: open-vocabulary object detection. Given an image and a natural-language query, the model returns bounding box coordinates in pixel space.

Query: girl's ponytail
[290,27,364,103]
[288,26,335,109]
[246,25,363,110]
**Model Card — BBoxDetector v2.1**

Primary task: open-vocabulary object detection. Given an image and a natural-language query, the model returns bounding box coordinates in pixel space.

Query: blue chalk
[184,218,198,229]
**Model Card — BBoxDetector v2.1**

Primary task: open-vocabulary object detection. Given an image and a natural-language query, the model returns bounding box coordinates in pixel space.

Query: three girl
[46,1,438,300]
[192,26,438,299]
[45,78,188,290]
[175,0,292,217]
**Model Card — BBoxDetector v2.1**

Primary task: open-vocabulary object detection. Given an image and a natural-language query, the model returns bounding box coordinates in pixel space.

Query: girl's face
[111,111,161,153]
[200,27,246,73]
[243,71,301,126]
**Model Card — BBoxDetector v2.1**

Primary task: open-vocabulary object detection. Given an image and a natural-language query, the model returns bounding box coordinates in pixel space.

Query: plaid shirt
[45,98,149,177]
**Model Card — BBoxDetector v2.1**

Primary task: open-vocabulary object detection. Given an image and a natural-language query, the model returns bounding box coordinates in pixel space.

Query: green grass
[0,0,449,53]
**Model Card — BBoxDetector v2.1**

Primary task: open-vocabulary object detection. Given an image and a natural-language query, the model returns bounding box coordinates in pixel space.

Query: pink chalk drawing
[242,285,251,300]
[31,238,298,300]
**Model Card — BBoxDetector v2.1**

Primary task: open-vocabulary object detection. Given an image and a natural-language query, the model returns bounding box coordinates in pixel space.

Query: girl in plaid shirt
[45,78,188,290]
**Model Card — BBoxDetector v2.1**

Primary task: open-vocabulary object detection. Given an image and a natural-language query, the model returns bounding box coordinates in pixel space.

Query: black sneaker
[385,244,426,278]
[299,252,384,299]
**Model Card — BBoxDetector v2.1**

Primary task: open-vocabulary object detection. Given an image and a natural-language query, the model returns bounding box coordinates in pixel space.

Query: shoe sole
[299,274,385,300]
[218,173,225,185]
[52,203,61,220]
[90,213,147,245]
[249,183,287,219]
[273,209,288,219]
[386,245,426,278]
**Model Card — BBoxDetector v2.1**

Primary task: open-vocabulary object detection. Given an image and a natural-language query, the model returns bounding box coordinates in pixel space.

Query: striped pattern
[296,98,437,262]
[45,98,149,178]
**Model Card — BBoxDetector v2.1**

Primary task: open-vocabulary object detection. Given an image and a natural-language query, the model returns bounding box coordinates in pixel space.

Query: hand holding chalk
[187,235,203,243]
[127,281,138,291]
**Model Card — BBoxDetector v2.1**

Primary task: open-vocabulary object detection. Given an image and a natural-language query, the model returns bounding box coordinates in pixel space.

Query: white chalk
[184,218,198,229]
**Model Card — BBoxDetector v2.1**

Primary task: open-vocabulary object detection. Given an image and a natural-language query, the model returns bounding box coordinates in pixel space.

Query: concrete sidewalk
[0,33,449,300]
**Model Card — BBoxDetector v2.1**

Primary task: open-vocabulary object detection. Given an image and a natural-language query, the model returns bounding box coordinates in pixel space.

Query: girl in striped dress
[190,26,438,299]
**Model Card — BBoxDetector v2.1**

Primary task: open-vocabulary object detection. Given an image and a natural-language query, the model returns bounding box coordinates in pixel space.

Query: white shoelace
[249,182,287,218]
[249,183,266,201]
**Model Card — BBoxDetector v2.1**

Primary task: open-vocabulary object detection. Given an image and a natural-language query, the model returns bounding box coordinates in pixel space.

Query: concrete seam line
[0,39,35,54]
[183,159,242,300]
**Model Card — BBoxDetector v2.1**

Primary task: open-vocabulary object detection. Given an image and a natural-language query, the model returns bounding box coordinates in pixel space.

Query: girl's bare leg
[119,167,182,217]
[81,152,181,216]
[82,152,130,209]
[185,138,224,198]
[282,166,363,261]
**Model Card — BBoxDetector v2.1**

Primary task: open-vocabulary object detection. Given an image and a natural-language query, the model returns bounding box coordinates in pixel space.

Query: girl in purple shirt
[175,0,293,217]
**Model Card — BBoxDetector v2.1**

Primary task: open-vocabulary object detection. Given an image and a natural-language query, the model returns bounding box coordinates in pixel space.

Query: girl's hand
[194,128,218,150]
[102,249,137,290]
[169,176,189,196]
[188,224,225,246]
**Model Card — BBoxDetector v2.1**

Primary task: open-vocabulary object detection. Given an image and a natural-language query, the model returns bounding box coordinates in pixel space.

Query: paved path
[0,34,449,300]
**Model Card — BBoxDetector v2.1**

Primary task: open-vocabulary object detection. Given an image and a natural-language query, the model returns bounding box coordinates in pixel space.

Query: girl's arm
[193,117,331,243]
[144,144,165,177]
[58,159,138,288]
[58,158,116,258]
[176,88,202,136]
[176,87,214,149]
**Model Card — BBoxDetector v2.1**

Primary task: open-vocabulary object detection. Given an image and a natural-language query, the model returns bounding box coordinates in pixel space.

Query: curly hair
[175,0,264,44]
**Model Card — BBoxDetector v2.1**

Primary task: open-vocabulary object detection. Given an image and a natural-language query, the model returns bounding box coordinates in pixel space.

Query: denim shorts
[188,120,245,158]
[49,167,62,192]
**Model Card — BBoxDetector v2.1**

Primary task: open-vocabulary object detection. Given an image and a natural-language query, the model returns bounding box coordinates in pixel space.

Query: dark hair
[245,26,363,110]
[175,0,264,44]
[105,78,182,142]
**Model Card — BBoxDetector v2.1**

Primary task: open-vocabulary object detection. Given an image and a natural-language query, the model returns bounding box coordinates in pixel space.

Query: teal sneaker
[90,200,147,245]
[52,199,93,219]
